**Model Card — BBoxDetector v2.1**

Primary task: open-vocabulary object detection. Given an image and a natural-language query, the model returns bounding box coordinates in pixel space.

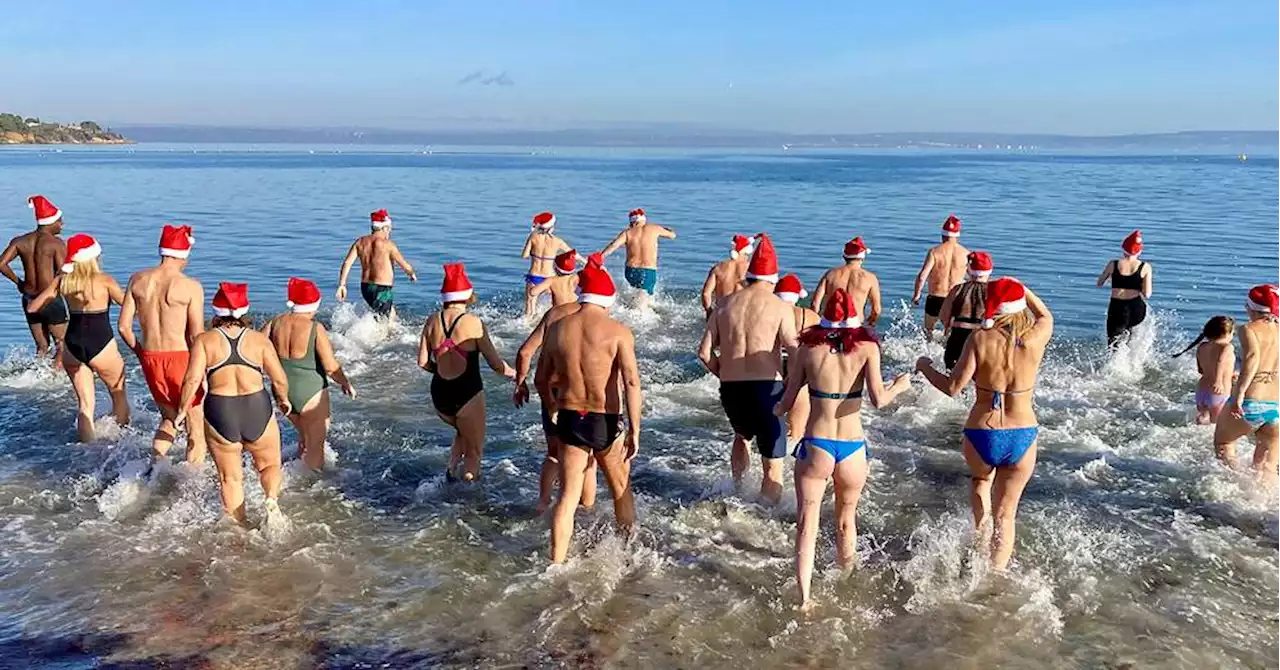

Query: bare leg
[1214,412,1251,470]
[437,412,462,476]
[961,438,995,550]
[64,358,96,443]
[295,391,329,470]
[153,407,179,459]
[524,282,537,318]
[27,323,51,357]
[537,433,560,514]
[209,435,247,524]
[581,454,599,509]
[832,449,869,571]
[184,402,207,465]
[595,438,635,535]
[989,442,1038,570]
[550,444,591,563]
[1195,407,1211,426]
[48,322,67,354]
[246,419,285,503]
[730,435,749,490]
[89,341,129,428]
[793,446,833,611]
[760,457,784,504]
[455,393,487,481]
[1252,423,1278,490]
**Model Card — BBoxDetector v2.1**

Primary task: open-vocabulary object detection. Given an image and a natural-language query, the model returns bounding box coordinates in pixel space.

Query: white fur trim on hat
[746,272,778,283]
[1246,297,1273,314]
[776,292,801,305]
[967,270,992,280]
[982,297,1027,328]
[288,300,321,314]
[843,250,868,261]
[819,316,863,329]
[212,305,250,318]
[441,289,473,302]
[36,211,62,226]
[580,293,616,308]
[942,230,959,238]
[62,240,102,273]
[159,247,191,259]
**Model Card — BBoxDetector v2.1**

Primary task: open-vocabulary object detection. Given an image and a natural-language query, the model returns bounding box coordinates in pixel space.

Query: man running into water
[1,195,69,356]
[336,208,417,319]
[912,214,968,339]
[541,256,642,563]
[700,234,755,317]
[117,224,208,464]
[810,236,881,327]
[528,249,581,309]
[600,208,675,309]
[698,234,798,504]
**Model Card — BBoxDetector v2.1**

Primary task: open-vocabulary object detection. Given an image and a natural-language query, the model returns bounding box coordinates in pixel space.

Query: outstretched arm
[912,254,934,303]
[515,310,552,388]
[1096,260,1114,288]
[24,276,60,312]
[478,321,515,378]
[600,230,627,257]
[917,336,976,397]
[617,328,643,461]
[658,225,676,240]
[697,315,721,377]
[117,279,138,351]
[0,241,21,288]
[864,344,911,408]
[336,242,359,300]
[390,242,417,282]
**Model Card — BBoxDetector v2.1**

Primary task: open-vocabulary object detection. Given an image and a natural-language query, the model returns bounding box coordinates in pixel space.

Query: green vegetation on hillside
[0,113,128,144]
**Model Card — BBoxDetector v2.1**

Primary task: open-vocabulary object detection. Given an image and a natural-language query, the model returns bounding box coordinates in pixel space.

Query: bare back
[709,284,794,382]
[424,310,484,379]
[964,326,1049,429]
[925,241,969,297]
[62,272,123,312]
[544,309,631,413]
[623,224,669,269]
[525,233,569,278]
[355,235,398,285]
[127,266,203,351]
[197,326,274,396]
[8,230,64,295]
[817,264,879,317]
[710,258,747,302]
[544,275,579,306]
[267,314,330,360]
[1195,341,1235,394]
[1242,319,1279,402]
[799,342,877,440]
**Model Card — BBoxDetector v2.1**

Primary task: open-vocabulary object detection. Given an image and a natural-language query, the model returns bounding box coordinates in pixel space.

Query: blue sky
[4,0,1276,133]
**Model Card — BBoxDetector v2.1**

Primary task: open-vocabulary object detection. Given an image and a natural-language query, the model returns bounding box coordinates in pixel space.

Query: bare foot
[796,599,816,615]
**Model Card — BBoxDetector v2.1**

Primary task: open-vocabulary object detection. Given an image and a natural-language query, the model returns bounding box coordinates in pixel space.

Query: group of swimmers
[4,195,1277,610]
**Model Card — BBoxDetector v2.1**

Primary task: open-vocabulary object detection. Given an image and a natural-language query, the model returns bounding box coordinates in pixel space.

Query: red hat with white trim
[532,211,556,231]
[775,274,807,305]
[286,277,321,313]
[982,277,1027,328]
[62,233,101,273]
[967,251,993,279]
[1246,284,1278,318]
[746,233,779,283]
[843,236,869,261]
[731,234,755,259]
[578,253,616,307]
[942,214,962,237]
[555,248,578,275]
[159,224,195,259]
[212,282,250,318]
[1121,230,1143,256]
[27,195,62,226]
[628,208,646,224]
[370,209,392,230]
[441,263,474,302]
[820,288,862,328]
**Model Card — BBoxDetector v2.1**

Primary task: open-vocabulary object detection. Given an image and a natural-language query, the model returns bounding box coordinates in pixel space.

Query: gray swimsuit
[204,328,274,443]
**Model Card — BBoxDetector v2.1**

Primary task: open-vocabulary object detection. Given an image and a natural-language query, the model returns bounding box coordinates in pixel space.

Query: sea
[0,144,1276,669]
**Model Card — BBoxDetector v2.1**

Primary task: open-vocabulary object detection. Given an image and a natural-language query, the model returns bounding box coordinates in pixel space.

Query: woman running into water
[1213,285,1279,488]
[1173,316,1236,425]
[419,263,515,481]
[176,283,291,525]
[775,273,818,446]
[916,277,1053,571]
[1096,230,1152,348]
[26,234,129,441]
[263,278,356,470]
[521,212,571,317]
[776,289,911,611]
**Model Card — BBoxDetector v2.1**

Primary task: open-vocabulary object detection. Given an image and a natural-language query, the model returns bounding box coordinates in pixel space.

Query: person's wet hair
[211,315,254,330]
[1173,315,1234,358]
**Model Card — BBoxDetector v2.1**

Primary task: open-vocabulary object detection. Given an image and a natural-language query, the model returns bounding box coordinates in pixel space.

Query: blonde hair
[991,309,1035,367]
[60,257,102,302]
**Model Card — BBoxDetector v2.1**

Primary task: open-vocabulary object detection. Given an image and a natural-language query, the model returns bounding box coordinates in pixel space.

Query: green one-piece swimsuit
[279,321,328,414]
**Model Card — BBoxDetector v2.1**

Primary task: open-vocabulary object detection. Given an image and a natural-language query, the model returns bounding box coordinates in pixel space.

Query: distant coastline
[0,113,130,145]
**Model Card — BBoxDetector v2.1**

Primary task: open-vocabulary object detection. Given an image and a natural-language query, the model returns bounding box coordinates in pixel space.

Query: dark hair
[1173,315,1234,358]
[211,315,254,329]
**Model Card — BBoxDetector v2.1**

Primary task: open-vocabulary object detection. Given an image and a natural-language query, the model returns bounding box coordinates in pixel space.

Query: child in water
[1174,316,1236,424]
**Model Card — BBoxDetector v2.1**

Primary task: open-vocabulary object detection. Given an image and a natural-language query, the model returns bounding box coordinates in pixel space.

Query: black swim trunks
[943,327,974,371]
[556,409,622,451]
[360,282,394,317]
[924,295,946,318]
[719,380,787,459]
[22,293,68,326]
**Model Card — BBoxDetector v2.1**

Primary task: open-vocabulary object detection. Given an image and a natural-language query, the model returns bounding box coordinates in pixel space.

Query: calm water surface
[0,145,1276,668]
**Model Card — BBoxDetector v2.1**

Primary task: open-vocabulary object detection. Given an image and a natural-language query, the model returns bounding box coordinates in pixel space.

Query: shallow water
[0,146,1276,668]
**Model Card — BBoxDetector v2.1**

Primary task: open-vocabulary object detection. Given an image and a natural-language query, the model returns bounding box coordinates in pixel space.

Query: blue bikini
[964,384,1037,467]
[795,387,867,463]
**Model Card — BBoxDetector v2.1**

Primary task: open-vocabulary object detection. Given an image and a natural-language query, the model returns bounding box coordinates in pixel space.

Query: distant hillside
[0,113,129,144]
[113,124,1275,151]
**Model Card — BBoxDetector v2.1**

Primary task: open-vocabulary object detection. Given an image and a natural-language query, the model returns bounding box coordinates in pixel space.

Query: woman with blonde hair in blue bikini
[521,211,571,318]
[1213,284,1279,488]
[916,276,1053,571]
[775,289,911,611]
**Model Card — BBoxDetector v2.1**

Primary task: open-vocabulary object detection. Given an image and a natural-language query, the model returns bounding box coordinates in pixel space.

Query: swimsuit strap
[809,388,863,400]
[433,311,467,359]
[210,327,263,374]
[975,385,1033,410]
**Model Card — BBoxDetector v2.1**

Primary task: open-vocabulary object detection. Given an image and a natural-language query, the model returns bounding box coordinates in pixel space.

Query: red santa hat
[942,214,962,238]
[532,211,556,231]
[628,208,646,224]
[61,233,101,273]
[441,263,474,302]
[286,277,321,313]
[212,282,250,318]
[820,288,862,329]
[554,249,578,275]
[843,236,870,261]
[775,273,808,305]
[159,224,195,259]
[27,195,62,226]
[731,234,755,259]
[578,253,616,307]
[1245,284,1279,318]
[983,277,1027,328]
[370,208,392,230]
[746,233,779,283]
[1121,230,1143,256]
[967,251,994,279]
